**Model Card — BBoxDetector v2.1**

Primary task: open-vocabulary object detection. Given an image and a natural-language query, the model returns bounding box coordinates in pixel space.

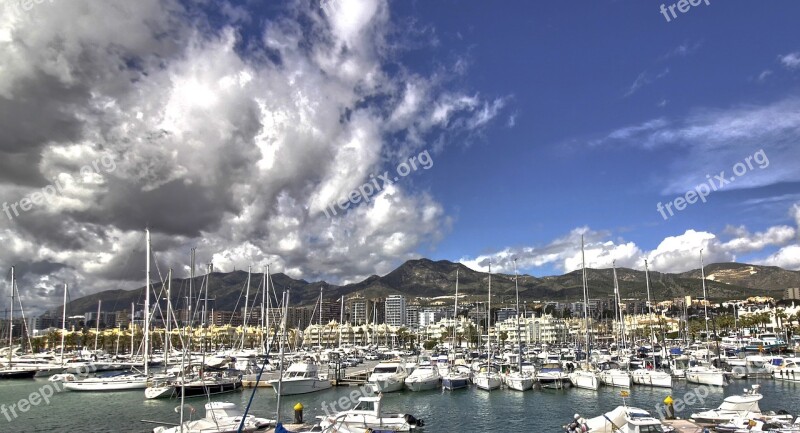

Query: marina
[1,372,800,431]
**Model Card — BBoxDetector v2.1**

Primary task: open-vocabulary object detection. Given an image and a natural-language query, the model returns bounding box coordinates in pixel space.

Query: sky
[1,0,799,314]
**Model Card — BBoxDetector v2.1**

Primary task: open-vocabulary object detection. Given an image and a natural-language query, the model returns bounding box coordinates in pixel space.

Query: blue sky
[1,0,799,310]
[382,0,800,275]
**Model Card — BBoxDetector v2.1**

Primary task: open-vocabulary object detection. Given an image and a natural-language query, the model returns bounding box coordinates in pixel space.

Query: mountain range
[48,260,800,318]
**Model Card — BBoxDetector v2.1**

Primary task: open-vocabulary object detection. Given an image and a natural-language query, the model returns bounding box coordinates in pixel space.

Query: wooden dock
[664,419,706,433]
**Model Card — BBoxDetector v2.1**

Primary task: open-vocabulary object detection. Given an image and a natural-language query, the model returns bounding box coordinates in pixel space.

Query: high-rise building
[385,295,407,326]
[347,295,368,325]
[405,305,420,329]
[785,288,800,300]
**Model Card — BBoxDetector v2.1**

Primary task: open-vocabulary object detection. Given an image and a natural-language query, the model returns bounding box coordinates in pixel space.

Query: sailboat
[66,229,156,392]
[630,260,672,388]
[0,266,38,379]
[685,249,726,387]
[473,261,502,391]
[441,269,471,390]
[568,236,599,390]
[504,259,533,391]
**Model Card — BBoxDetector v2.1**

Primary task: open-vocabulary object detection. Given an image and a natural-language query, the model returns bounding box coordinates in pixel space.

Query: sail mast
[60,283,67,365]
[8,266,14,367]
[487,260,492,360]
[644,259,656,367]
[580,235,591,367]
[144,228,150,376]
[513,258,521,372]
[452,269,459,356]
[242,266,251,350]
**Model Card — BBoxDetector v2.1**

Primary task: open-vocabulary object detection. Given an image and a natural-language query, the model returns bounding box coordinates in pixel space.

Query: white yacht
[685,364,726,386]
[504,370,534,391]
[62,371,148,391]
[598,363,631,388]
[612,407,673,433]
[318,395,424,432]
[267,361,331,395]
[404,363,440,391]
[152,402,272,433]
[773,359,800,382]
[536,362,569,389]
[569,369,599,390]
[630,369,672,388]
[691,385,764,424]
[473,363,502,391]
[367,360,409,393]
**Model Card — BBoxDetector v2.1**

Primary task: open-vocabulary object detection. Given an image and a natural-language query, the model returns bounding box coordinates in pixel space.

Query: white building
[385,295,407,326]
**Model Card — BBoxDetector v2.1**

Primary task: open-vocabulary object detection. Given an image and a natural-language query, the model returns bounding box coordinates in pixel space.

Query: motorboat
[152,402,273,433]
[267,361,331,396]
[366,360,409,393]
[716,416,800,433]
[504,370,534,391]
[318,395,424,432]
[774,359,800,382]
[472,363,502,391]
[564,406,627,433]
[441,364,471,390]
[537,362,569,389]
[62,371,148,391]
[404,363,440,392]
[691,385,765,424]
[569,369,599,390]
[598,363,631,388]
[612,407,674,433]
[630,369,672,388]
[685,365,726,386]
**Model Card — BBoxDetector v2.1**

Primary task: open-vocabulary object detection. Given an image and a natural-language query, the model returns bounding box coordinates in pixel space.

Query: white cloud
[780,52,800,70]
[0,0,505,314]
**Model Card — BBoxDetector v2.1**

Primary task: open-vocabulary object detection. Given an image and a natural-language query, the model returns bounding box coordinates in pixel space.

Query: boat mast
[276,289,289,422]
[94,300,101,352]
[612,261,626,351]
[144,228,151,377]
[644,259,657,368]
[339,295,344,348]
[581,235,591,367]
[242,266,251,350]
[268,265,274,354]
[513,259,521,373]
[8,266,14,367]
[452,269,459,357]
[166,268,172,368]
[487,260,492,362]
[699,249,710,358]
[60,283,67,365]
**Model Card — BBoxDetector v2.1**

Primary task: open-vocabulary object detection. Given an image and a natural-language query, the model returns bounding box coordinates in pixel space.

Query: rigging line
[226,276,249,327]
[15,285,34,353]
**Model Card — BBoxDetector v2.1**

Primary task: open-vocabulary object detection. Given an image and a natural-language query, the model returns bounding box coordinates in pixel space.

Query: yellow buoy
[663,395,674,405]
[294,402,304,411]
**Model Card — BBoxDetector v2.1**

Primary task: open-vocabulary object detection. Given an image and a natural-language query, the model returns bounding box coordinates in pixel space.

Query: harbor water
[0,378,798,432]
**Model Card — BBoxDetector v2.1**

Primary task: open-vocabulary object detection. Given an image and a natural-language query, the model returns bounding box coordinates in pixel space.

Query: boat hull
[599,370,631,388]
[473,373,502,391]
[405,377,439,392]
[685,369,725,386]
[63,378,147,391]
[569,371,599,390]
[631,370,672,388]
[269,378,332,395]
[441,376,470,390]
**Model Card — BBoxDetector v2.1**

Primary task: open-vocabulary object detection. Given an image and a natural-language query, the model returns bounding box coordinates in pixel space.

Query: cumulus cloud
[461,202,800,275]
[0,0,505,313]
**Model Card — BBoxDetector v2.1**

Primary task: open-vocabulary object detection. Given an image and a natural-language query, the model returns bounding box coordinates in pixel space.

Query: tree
[423,340,438,351]
[498,331,508,345]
